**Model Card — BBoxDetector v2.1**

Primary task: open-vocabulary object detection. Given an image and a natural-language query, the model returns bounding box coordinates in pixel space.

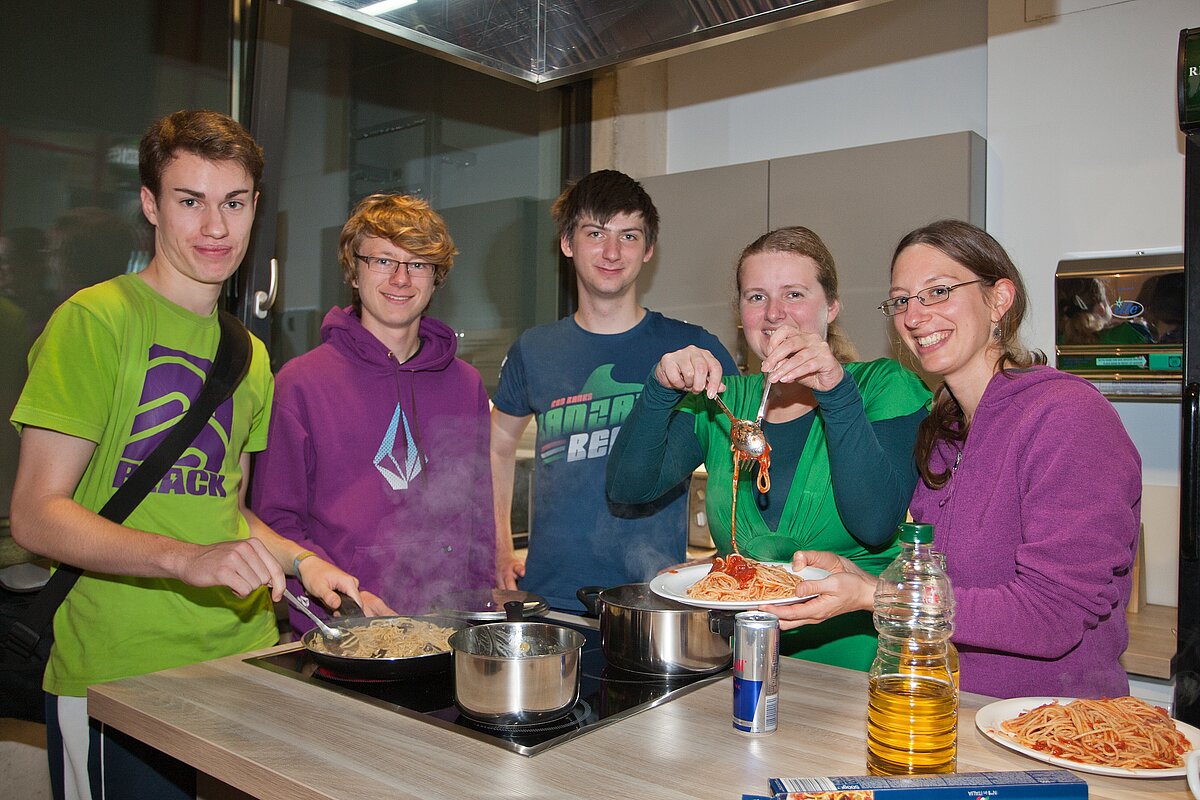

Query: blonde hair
[338,194,458,296]
[735,226,860,363]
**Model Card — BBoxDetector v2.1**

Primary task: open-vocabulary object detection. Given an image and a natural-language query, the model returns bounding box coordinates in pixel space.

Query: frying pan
[298,594,469,680]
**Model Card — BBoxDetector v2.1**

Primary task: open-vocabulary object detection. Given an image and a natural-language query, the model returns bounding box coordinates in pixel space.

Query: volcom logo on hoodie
[375,403,424,490]
[112,344,234,497]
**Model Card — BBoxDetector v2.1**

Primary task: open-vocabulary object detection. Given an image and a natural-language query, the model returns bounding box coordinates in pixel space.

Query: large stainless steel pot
[448,621,585,725]
[577,583,733,675]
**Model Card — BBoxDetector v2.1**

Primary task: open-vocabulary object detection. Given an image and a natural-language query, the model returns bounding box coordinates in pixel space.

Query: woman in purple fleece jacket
[252,194,496,631]
[776,220,1141,700]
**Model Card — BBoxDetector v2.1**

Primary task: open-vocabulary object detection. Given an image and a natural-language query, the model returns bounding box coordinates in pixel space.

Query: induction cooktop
[245,616,729,756]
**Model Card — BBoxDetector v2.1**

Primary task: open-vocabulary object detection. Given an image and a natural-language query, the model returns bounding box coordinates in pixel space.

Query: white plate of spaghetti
[975,696,1199,777]
[649,558,829,610]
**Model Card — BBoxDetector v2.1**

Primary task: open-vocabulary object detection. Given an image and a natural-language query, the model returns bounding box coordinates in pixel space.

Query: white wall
[604,0,1194,606]
[985,0,1193,605]
[663,0,988,173]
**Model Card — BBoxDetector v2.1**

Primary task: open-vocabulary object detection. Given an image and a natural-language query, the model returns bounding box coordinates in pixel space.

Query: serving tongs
[712,379,773,458]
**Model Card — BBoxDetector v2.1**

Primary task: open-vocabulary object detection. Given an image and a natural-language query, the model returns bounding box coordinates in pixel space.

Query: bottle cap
[896,522,934,544]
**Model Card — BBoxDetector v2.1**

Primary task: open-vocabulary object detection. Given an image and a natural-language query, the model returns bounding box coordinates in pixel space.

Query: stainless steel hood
[285,0,894,88]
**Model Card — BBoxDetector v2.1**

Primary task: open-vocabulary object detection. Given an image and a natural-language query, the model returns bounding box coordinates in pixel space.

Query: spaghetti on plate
[686,554,799,602]
[997,696,1191,769]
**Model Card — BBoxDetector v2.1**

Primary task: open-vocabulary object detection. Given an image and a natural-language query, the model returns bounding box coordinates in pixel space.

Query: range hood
[285,0,893,88]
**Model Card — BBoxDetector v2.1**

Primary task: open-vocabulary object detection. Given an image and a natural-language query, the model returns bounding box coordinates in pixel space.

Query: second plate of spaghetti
[975,696,1200,778]
[649,562,829,610]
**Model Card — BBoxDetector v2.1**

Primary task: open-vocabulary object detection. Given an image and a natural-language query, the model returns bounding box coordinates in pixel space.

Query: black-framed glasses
[878,280,982,317]
[354,253,436,278]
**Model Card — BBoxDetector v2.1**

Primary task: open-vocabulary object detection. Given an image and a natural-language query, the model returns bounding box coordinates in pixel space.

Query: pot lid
[600,583,700,612]
[430,588,549,621]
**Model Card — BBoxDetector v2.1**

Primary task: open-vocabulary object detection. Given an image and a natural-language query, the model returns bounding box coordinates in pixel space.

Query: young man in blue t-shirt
[490,170,737,610]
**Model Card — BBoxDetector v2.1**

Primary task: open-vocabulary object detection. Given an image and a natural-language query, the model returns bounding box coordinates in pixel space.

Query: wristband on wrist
[292,550,316,577]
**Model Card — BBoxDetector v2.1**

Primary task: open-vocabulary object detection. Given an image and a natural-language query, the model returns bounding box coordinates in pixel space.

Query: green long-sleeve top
[606,359,931,670]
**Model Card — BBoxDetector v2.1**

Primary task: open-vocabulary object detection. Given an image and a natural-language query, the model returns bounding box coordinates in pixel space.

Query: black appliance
[245,617,728,757]
[1176,26,1200,727]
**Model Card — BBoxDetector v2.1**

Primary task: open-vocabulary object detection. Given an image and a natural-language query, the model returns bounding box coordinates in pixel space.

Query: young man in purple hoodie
[252,194,495,627]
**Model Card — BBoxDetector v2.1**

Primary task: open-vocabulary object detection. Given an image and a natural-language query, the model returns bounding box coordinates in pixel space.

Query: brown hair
[551,170,660,247]
[891,220,1045,489]
[338,194,458,311]
[736,226,860,363]
[1056,276,1108,344]
[138,110,264,197]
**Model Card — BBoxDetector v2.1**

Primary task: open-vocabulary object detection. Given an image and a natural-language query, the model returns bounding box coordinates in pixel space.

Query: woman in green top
[606,227,930,670]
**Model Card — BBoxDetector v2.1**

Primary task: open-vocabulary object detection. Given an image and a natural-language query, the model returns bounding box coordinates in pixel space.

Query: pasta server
[282,587,358,652]
[712,390,770,458]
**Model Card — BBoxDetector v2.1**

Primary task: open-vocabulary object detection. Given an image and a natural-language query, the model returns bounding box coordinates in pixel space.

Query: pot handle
[333,590,363,618]
[575,586,604,618]
[709,610,736,638]
[504,600,525,622]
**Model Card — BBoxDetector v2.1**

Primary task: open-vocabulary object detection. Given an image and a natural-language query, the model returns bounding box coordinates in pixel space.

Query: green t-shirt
[11,274,278,696]
[685,359,930,669]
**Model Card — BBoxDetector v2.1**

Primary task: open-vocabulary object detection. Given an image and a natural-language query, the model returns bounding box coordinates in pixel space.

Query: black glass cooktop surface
[245,617,729,756]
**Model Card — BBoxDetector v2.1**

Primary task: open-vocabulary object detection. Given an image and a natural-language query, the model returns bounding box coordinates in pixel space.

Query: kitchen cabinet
[639,132,985,374]
[88,616,1189,800]
[1122,603,1177,680]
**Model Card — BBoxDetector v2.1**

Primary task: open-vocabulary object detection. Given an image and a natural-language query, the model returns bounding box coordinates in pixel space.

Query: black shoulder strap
[4,311,253,659]
[99,312,251,522]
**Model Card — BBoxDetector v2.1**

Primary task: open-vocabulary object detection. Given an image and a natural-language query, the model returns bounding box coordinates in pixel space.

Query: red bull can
[732,610,779,735]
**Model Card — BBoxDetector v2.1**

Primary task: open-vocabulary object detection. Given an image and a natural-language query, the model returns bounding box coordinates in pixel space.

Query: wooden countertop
[88,634,1192,800]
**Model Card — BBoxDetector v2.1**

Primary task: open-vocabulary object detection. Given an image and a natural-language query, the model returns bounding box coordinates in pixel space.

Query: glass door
[256,4,567,388]
[0,0,234,522]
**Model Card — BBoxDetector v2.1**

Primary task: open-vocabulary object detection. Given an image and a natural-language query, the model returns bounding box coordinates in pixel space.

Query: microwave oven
[1054,250,1182,400]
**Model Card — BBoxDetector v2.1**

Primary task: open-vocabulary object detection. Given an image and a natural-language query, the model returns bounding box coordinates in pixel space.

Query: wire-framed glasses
[354,253,436,278]
[877,280,982,317]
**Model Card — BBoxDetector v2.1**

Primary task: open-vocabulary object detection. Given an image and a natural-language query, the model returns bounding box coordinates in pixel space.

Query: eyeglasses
[354,253,436,278]
[877,280,982,317]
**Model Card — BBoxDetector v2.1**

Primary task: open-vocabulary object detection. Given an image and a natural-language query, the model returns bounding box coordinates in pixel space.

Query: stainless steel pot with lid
[448,621,585,725]
[577,583,733,675]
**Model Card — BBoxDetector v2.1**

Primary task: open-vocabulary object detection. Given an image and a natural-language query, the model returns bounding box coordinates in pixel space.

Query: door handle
[253,257,278,320]
[1184,382,1199,561]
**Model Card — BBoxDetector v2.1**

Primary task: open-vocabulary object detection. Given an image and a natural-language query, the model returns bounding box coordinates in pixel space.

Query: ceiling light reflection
[360,0,418,16]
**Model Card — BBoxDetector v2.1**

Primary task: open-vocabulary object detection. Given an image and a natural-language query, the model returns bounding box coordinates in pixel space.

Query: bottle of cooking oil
[866,522,957,776]
[934,549,960,691]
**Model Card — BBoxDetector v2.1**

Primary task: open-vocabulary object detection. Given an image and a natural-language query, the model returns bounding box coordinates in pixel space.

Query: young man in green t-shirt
[9,110,365,800]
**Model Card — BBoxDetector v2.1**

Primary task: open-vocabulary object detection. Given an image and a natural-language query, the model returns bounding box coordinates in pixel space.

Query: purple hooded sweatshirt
[909,367,1141,700]
[252,307,496,631]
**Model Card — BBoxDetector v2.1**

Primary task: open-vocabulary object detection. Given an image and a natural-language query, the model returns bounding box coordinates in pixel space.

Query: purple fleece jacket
[909,367,1141,700]
[252,307,495,630]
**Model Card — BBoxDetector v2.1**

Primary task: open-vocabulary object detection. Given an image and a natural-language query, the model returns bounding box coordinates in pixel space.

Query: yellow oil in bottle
[866,673,957,775]
[948,642,960,690]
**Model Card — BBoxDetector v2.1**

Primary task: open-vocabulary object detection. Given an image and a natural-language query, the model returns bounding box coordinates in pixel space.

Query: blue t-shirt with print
[493,310,737,610]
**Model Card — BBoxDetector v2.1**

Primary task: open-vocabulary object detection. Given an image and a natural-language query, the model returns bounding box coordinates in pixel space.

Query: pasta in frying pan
[309,618,455,659]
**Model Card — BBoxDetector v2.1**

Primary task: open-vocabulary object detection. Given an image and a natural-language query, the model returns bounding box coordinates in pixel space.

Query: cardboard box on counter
[742,769,1086,799]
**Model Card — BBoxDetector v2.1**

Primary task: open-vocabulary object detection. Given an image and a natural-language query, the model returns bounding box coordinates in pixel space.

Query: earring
[992,324,1001,340]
